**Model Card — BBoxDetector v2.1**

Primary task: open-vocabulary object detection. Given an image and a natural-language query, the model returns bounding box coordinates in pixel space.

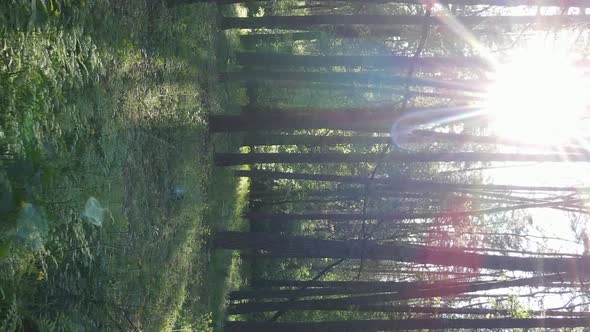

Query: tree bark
[235,169,583,192]
[232,80,480,101]
[224,317,590,332]
[206,0,590,7]
[221,14,585,30]
[240,32,322,47]
[215,151,590,166]
[236,53,491,69]
[229,279,475,300]
[339,305,590,317]
[242,134,391,146]
[249,187,370,200]
[247,199,577,223]
[240,132,585,152]
[346,304,590,317]
[214,232,590,274]
[221,70,485,92]
[228,274,561,314]
[210,104,403,132]
[327,25,403,38]
[210,105,484,133]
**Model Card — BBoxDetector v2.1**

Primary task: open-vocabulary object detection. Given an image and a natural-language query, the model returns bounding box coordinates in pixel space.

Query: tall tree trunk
[247,199,577,223]
[241,132,585,153]
[250,187,370,200]
[237,80,479,101]
[240,32,322,47]
[255,197,362,207]
[210,104,402,132]
[236,53,490,69]
[229,279,477,300]
[210,105,482,132]
[228,276,563,314]
[235,169,583,192]
[221,14,584,30]
[327,25,403,38]
[215,151,590,166]
[251,278,475,288]
[242,134,391,146]
[209,104,489,133]
[205,0,589,7]
[214,232,590,274]
[225,317,590,332]
[334,304,590,316]
[221,70,484,92]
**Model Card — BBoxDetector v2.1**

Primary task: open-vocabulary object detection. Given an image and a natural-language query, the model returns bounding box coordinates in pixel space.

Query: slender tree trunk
[216,151,590,166]
[221,14,584,30]
[334,304,590,317]
[227,274,561,314]
[205,0,589,7]
[214,232,590,274]
[236,53,490,69]
[242,134,390,146]
[235,169,583,192]
[210,105,483,133]
[221,70,484,92]
[249,199,578,223]
[256,197,362,206]
[251,278,478,288]
[250,187,369,200]
[240,32,321,48]
[229,279,476,300]
[238,80,480,101]
[242,26,403,40]
[211,108,484,133]
[327,25,403,38]
[210,104,403,132]
[238,132,590,155]
[253,188,579,213]
[292,3,330,10]
[239,131,589,155]
[225,317,590,332]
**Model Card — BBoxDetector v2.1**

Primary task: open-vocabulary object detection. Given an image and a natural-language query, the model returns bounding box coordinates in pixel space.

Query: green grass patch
[1,1,245,330]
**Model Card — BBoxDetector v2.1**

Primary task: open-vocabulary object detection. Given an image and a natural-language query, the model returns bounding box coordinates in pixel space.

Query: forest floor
[1,1,245,330]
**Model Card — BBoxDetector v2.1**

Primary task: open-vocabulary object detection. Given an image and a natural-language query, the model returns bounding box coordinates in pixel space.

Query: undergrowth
[1,1,244,330]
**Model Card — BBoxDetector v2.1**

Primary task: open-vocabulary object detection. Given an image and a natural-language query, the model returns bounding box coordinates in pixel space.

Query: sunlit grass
[0,1,243,330]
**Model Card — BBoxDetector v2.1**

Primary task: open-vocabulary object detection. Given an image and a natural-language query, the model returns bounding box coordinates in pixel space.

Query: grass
[0,0,246,330]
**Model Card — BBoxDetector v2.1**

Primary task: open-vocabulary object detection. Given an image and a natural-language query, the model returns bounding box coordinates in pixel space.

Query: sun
[484,34,590,146]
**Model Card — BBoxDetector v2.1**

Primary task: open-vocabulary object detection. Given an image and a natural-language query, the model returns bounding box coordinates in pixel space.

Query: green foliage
[195,312,214,332]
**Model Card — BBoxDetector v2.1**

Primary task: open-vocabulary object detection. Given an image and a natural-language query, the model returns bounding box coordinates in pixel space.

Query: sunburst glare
[484,33,590,145]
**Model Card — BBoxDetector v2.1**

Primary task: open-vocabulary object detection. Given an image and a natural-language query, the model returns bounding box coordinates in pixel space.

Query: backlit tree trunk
[224,317,590,332]
[229,274,571,300]
[247,200,577,223]
[205,0,589,7]
[235,169,582,192]
[214,232,590,274]
[215,151,590,166]
[236,53,490,69]
[221,71,484,92]
[221,14,583,30]
[227,275,561,314]
[240,32,321,45]
[210,105,483,132]
[242,134,390,146]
